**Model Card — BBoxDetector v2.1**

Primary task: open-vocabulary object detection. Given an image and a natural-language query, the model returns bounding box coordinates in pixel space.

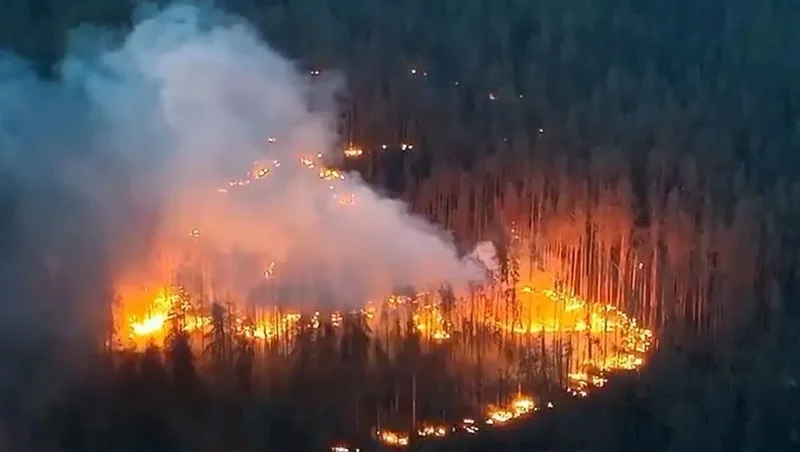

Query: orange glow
[376,429,409,447]
[319,168,345,181]
[418,423,448,437]
[109,141,655,448]
[344,146,363,158]
[412,303,450,341]
[115,284,188,348]
[485,395,535,425]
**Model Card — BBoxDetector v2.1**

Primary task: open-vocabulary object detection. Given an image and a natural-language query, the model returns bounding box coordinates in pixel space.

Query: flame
[111,142,655,446]
[330,446,359,452]
[115,280,653,378]
[344,146,363,158]
[300,157,315,168]
[412,303,450,341]
[319,168,345,181]
[115,279,653,393]
[459,418,479,435]
[485,395,535,425]
[417,423,448,437]
[375,429,409,447]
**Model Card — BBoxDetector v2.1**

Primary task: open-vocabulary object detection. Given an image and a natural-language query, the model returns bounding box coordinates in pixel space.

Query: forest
[1,0,800,451]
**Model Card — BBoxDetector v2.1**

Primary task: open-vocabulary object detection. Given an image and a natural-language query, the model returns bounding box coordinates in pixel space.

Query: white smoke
[30,3,490,310]
[469,241,499,275]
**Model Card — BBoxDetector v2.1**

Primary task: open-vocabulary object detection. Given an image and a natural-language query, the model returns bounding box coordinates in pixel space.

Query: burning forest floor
[66,126,656,450]
[420,371,663,452]
[94,141,653,450]
[105,273,653,451]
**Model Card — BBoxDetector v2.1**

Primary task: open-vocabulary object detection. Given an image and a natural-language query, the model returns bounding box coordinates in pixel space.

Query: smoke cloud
[0,0,489,353]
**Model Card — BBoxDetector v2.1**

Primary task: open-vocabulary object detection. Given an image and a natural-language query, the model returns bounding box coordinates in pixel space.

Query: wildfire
[485,395,535,425]
[130,313,169,337]
[375,429,409,447]
[115,279,653,379]
[116,280,634,445]
[118,287,448,348]
[504,285,653,377]
[300,157,315,168]
[344,146,363,158]
[460,418,479,434]
[374,397,538,446]
[122,286,185,344]
[567,372,607,397]
[319,168,346,181]
[110,139,656,448]
[115,277,653,403]
[371,395,539,447]
[330,446,359,452]
[412,303,450,341]
[417,423,448,437]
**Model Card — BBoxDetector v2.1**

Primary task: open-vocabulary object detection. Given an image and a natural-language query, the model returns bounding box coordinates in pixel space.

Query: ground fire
[109,146,654,448]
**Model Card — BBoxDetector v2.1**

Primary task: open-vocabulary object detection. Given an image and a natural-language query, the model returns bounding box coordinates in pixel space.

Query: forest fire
[330,446,358,452]
[375,429,410,447]
[344,146,363,158]
[106,137,654,448]
[5,3,786,451]
[371,396,539,447]
[116,278,652,363]
[112,139,653,414]
[90,26,657,435]
[417,423,449,437]
[112,230,653,448]
[485,395,536,425]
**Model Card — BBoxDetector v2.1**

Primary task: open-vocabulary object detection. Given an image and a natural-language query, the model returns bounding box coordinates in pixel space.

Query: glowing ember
[375,429,409,447]
[418,423,448,438]
[330,446,359,452]
[459,418,480,434]
[344,146,363,158]
[300,157,315,168]
[485,395,535,425]
[319,168,345,180]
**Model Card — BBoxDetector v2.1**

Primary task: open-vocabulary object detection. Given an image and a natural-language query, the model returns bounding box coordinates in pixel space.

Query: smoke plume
[0,0,490,352]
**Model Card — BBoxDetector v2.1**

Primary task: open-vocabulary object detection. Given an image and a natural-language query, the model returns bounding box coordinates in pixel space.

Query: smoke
[0,0,491,353]
[469,241,499,275]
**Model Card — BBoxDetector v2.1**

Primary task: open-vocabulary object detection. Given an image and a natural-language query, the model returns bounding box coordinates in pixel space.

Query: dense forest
[1,0,800,451]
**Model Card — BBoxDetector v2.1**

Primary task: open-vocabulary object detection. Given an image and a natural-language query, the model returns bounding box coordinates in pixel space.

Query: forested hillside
[1,1,799,451]
[7,0,800,175]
